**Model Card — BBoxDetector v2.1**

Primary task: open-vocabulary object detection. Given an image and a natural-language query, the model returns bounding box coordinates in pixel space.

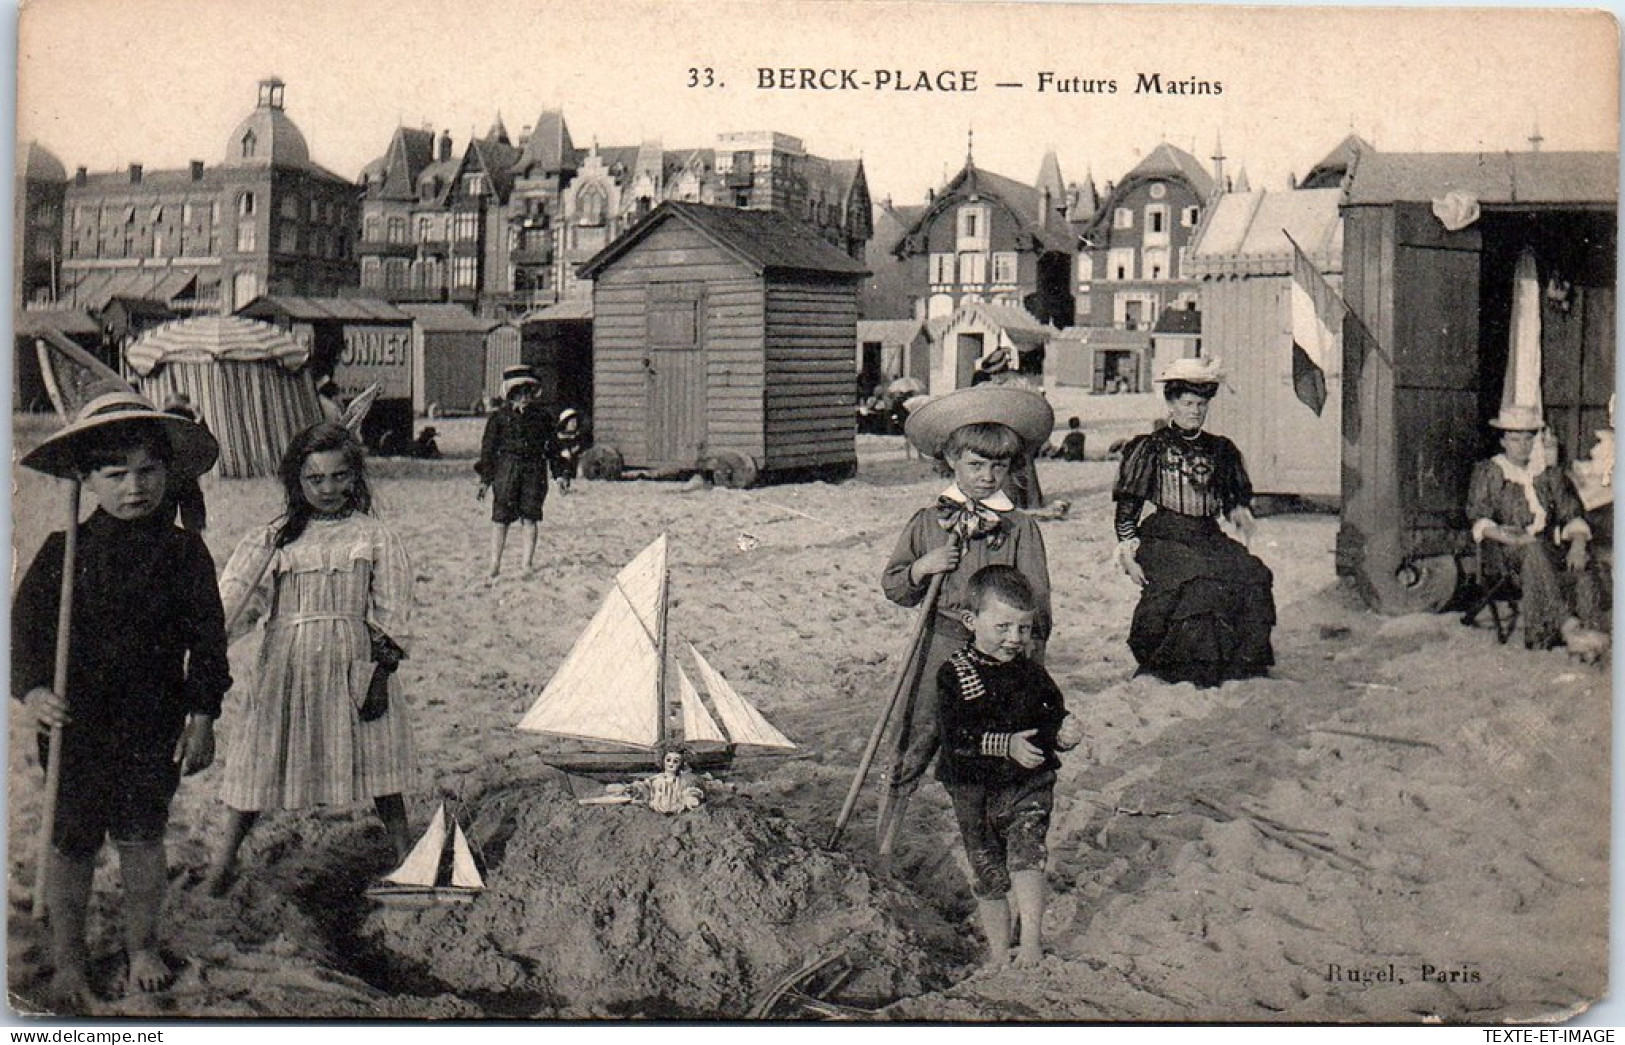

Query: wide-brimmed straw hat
[904,385,1055,458]
[501,365,540,399]
[1489,405,1545,431]
[1153,356,1225,385]
[22,390,220,480]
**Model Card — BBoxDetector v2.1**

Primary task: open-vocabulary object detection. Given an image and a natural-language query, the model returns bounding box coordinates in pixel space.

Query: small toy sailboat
[516,534,797,772]
[366,804,484,907]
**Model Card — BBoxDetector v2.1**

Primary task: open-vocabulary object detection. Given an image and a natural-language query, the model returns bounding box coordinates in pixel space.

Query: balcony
[509,247,553,266]
[357,238,417,258]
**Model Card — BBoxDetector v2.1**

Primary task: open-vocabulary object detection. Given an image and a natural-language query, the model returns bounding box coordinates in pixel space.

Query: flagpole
[1283,228,1395,373]
[32,480,79,918]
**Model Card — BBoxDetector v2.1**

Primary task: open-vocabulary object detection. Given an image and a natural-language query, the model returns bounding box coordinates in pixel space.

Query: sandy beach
[7,416,1609,1021]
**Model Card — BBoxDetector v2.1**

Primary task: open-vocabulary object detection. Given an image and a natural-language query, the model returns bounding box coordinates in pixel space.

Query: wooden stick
[1311,727,1440,752]
[827,569,948,850]
[1192,793,1371,872]
[221,544,278,637]
[33,481,80,918]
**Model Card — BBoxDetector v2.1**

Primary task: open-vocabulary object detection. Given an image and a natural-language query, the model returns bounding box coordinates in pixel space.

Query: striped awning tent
[125,315,323,477]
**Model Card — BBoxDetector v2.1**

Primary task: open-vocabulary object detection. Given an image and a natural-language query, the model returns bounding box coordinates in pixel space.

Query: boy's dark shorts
[946,771,1055,900]
[40,732,182,857]
[491,456,548,524]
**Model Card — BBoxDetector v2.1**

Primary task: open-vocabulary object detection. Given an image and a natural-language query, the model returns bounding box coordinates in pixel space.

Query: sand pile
[354,768,966,1017]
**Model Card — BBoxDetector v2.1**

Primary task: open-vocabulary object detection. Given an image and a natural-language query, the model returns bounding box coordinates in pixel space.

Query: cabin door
[645,283,707,468]
[1391,203,1483,549]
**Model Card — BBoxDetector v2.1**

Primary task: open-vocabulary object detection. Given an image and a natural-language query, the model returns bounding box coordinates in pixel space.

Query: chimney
[129,163,143,184]
[438,130,452,162]
[190,160,205,181]
[74,166,86,186]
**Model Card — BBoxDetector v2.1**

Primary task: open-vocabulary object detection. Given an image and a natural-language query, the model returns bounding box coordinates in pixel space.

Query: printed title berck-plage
[750,68,1223,94]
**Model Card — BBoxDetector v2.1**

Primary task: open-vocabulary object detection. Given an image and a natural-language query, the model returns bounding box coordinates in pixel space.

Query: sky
[13,0,1619,208]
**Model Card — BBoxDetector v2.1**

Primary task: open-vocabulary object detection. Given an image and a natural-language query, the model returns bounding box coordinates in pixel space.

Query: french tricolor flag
[1287,233,1342,417]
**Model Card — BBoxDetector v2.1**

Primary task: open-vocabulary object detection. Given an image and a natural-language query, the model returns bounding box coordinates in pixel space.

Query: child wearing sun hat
[14,391,227,1011]
[875,385,1056,854]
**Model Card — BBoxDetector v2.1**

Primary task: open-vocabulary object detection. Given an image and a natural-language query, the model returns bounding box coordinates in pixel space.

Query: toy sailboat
[365,804,484,907]
[516,533,797,772]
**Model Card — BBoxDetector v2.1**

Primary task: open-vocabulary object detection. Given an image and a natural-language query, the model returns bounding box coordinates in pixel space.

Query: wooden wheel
[1364,550,1461,615]
[710,450,759,489]
[579,446,624,481]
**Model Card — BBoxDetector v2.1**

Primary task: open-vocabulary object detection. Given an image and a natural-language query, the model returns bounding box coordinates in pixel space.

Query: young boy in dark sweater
[14,391,229,1011]
[936,565,1082,968]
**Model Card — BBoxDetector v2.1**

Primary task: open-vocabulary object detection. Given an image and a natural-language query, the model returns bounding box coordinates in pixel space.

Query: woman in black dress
[1111,358,1275,687]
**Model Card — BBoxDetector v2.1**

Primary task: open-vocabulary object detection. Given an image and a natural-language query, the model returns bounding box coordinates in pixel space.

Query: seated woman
[1112,358,1276,687]
[1467,405,1606,655]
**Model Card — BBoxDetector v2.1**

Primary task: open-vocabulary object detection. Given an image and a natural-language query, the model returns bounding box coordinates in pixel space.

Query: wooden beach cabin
[519,298,594,420]
[577,202,868,487]
[397,303,497,417]
[1187,187,1344,500]
[238,295,416,452]
[1336,150,1616,612]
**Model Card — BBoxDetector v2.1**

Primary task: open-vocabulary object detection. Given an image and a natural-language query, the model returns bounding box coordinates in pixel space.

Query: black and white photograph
[8,0,1619,1024]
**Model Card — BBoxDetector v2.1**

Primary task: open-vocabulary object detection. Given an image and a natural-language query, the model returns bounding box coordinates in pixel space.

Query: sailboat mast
[655,551,670,749]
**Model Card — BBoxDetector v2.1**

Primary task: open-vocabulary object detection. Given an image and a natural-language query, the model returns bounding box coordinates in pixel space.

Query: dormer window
[241,131,257,160]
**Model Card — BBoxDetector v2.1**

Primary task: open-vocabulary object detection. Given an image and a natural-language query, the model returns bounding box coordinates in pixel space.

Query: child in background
[13,391,227,1010]
[204,422,417,894]
[552,407,585,494]
[936,566,1082,969]
[161,392,210,531]
[1058,417,1087,462]
[878,386,1055,854]
[476,366,556,576]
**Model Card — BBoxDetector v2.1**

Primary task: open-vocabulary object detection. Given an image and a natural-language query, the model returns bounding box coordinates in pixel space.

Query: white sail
[687,644,796,751]
[384,804,447,887]
[516,535,667,748]
[450,822,484,890]
[677,664,727,744]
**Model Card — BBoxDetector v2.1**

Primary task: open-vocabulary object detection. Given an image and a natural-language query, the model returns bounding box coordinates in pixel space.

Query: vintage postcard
[9,0,1618,1025]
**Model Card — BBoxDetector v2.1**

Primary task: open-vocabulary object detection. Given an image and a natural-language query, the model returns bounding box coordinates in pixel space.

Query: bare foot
[126,949,174,994]
[981,949,1010,974]
[46,965,93,1014]
[1013,942,1043,968]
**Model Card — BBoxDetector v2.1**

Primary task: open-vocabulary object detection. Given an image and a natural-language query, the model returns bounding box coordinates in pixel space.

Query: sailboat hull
[364,884,481,909]
[538,745,734,776]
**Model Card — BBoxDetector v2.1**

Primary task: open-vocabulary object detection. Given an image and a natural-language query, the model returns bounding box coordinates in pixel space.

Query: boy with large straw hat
[14,391,229,1011]
[874,385,1055,855]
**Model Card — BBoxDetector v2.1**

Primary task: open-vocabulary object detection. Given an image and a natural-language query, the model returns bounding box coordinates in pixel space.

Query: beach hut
[484,322,523,409]
[518,298,594,420]
[237,295,416,452]
[1187,187,1343,499]
[856,318,930,397]
[930,300,1051,394]
[124,315,323,477]
[398,303,497,417]
[1336,150,1616,612]
[578,202,868,487]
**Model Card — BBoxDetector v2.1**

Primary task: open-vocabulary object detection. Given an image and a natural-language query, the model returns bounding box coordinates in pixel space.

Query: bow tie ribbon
[936,496,1009,549]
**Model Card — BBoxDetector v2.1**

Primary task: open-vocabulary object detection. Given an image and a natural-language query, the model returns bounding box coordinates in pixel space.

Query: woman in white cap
[1466,405,1605,655]
[476,366,557,577]
[1112,357,1276,687]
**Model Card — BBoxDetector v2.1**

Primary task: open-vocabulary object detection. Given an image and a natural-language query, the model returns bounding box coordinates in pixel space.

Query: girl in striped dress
[203,423,416,894]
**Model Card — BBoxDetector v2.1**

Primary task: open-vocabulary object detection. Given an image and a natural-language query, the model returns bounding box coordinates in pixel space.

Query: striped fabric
[126,317,322,477]
[217,514,417,812]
